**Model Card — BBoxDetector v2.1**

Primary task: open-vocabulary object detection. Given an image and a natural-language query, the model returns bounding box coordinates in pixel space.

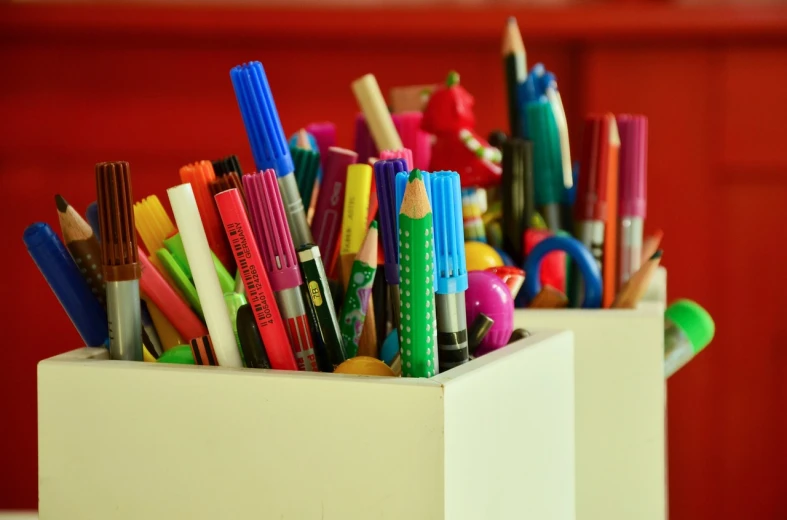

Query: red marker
[215,188,298,371]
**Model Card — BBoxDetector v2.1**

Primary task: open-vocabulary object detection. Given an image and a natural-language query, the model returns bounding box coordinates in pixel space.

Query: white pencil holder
[38,330,576,520]
[514,267,668,520]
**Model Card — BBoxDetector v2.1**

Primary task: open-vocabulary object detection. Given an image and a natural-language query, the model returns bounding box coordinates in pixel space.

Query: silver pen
[96,161,142,361]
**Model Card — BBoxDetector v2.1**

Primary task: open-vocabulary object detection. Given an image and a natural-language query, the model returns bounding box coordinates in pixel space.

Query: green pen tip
[369,220,378,230]
[446,71,460,87]
[408,168,423,182]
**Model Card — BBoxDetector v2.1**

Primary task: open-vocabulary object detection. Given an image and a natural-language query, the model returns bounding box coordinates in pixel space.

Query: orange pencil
[641,229,663,265]
[603,115,621,308]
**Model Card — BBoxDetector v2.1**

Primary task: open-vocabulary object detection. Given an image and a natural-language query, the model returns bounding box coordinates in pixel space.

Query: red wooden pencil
[214,188,298,371]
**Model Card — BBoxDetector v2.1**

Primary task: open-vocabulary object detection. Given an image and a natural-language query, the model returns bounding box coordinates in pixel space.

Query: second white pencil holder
[39,330,576,520]
[514,269,667,520]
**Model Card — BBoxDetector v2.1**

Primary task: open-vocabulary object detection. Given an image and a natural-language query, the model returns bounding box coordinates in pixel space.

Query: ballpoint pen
[244,169,319,371]
[24,222,108,347]
[96,161,142,361]
[373,158,408,337]
[617,114,648,287]
[169,183,243,368]
[215,188,298,371]
[312,147,357,276]
[230,61,314,249]
[526,97,563,232]
[431,170,469,372]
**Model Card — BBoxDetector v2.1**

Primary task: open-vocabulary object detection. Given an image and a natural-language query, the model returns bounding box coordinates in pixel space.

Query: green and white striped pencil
[398,169,439,378]
[339,221,378,358]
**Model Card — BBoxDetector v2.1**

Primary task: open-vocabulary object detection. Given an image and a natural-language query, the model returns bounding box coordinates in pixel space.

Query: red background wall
[2,3,787,518]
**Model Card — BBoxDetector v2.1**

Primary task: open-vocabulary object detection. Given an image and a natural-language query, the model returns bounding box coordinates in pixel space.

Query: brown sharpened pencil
[641,229,664,265]
[55,194,106,308]
[612,250,663,309]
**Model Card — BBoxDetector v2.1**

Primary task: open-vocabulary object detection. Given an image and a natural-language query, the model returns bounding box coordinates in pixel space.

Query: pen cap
[374,158,407,284]
[617,114,648,218]
[211,155,244,177]
[96,161,140,281]
[525,99,563,207]
[230,61,293,177]
[243,169,302,291]
[431,171,468,294]
[290,146,320,205]
[379,148,414,171]
[24,222,108,347]
[575,114,613,221]
[665,299,715,355]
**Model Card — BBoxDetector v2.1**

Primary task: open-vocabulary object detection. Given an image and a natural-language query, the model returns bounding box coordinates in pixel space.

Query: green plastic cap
[665,299,715,354]
[446,71,460,87]
[157,345,195,365]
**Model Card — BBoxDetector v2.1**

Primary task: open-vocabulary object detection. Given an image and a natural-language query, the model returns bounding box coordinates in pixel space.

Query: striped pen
[431,171,469,372]
[398,169,438,378]
[244,169,318,371]
[230,61,314,249]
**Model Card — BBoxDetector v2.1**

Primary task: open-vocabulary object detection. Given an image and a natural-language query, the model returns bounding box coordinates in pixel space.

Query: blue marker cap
[396,169,436,292]
[85,201,100,242]
[430,171,468,295]
[374,158,407,285]
[230,61,294,177]
[24,222,108,347]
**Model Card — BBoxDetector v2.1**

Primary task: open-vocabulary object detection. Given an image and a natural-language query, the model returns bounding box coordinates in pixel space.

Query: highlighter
[24,222,108,347]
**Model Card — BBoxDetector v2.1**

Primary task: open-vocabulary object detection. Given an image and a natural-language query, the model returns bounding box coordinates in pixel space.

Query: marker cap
[431,170,468,294]
[617,114,648,218]
[525,99,563,207]
[230,61,293,176]
[665,299,715,354]
[373,158,407,285]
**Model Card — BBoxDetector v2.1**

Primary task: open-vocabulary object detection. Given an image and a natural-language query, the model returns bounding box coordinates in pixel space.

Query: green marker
[164,233,235,293]
[157,345,195,365]
[398,170,439,378]
[526,99,563,232]
[157,248,203,319]
[339,221,378,358]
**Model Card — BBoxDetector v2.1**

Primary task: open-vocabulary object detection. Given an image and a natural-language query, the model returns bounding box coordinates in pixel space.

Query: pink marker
[244,169,318,372]
[311,147,358,276]
[380,148,414,171]
[392,112,432,171]
[617,114,648,286]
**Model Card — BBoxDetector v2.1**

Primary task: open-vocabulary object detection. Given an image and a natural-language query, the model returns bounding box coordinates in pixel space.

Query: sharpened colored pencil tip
[54,194,68,213]
[651,249,663,260]
[369,220,378,230]
[409,168,423,182]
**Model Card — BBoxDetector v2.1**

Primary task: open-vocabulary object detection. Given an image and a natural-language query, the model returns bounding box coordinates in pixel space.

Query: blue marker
[230,61,313,249]
[431,170,469,372]
[24,223,108,347]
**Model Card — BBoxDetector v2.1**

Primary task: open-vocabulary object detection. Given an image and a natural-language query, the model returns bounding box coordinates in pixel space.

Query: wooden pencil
[55,194,106,307]
[612,250,663,309]
[398,169,438,378]
[339,221,378,358]
[528,285,569,309]
[503,17,527,139]
[641,229,664,265]
[603,115,621,308]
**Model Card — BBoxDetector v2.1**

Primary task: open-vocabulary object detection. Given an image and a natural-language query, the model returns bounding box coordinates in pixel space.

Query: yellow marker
[133,195,186,300]
[340,164,373,256]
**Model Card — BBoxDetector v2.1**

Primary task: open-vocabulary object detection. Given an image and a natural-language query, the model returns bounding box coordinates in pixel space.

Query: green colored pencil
[339,221,378,358]
[398,169,439,378]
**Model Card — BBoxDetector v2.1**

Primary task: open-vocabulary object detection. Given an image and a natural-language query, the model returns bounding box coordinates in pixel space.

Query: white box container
[38,331,576,520]
[515,293,666,520]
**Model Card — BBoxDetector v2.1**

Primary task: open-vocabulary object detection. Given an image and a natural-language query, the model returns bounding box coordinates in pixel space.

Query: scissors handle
[523,235,602,309]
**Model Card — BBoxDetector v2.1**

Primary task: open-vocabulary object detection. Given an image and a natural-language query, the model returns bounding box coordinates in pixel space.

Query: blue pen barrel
[24,222,108,347]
